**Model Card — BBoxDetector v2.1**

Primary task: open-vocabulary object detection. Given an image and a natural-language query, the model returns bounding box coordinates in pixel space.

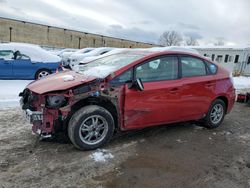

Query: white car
[55,48,78,57]
[63,48,94,66]
[69,47,114,70]
[78,48,129,65]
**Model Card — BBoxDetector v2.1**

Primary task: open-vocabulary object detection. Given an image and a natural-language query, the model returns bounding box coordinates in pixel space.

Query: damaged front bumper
[23,108,55,138]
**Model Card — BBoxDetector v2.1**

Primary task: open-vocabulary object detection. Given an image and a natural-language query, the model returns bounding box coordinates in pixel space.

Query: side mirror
[128,78,144,91]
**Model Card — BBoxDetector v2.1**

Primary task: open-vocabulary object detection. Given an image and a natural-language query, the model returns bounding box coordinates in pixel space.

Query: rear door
[123,55,182,129]
[0,50,14,78]
[179,56,217,120]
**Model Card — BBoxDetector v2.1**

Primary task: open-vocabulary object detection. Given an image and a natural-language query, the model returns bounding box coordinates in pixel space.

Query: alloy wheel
[79,115,109,145]
[210,103,224,124]
[38,71,49,79]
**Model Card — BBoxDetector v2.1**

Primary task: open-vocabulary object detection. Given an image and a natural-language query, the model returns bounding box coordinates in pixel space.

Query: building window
[211,54,215,61]
[224,55,229,63]
[234,55,239,63]
[247,57,250,65]
[228,56,233,62]
[216,55,223,63]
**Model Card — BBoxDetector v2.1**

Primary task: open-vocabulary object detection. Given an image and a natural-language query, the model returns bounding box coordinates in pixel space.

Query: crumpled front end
[20,88,66,138]
[19,79,108,138]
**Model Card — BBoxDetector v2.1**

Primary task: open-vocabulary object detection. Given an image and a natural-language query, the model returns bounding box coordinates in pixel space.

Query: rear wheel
[35,69,50,80]
[203,99,226,129]
[68,105,115,150]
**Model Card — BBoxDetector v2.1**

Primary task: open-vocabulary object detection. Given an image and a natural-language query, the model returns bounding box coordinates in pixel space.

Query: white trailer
[190,46,250,75]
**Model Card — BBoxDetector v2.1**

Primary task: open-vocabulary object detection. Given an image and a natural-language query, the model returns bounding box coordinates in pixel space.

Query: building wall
[0,17,156,49]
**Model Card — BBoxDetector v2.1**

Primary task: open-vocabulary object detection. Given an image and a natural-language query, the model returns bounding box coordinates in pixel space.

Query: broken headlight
[46,95,66,108]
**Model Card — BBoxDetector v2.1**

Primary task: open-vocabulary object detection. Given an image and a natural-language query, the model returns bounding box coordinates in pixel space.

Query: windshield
[77,53,146,78]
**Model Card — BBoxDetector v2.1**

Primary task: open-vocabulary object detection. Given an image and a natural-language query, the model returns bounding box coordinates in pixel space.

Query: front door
[123,55,182,129]
[12,54,36,79]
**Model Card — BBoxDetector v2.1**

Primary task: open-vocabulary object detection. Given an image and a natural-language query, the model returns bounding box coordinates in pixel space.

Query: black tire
[203,99,226,129]
[35,69,51,80]
[68,105,115,150]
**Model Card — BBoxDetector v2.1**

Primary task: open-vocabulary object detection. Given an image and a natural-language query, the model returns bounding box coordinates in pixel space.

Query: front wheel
[68,105,115,150]
[203,99,226,129]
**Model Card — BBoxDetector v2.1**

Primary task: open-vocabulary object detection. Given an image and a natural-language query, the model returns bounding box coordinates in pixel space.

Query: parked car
[52,48,78,57]
[78,48,129,65]
[20,50,235,150]
[0,43,62,80]
[51,48,78,62]
[68,47,114,70]
[62,48,94,66]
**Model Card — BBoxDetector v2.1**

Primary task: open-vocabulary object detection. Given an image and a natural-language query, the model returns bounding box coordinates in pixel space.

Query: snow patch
[82,65,116,78]
[233,76,250,90]
[239,134,250,141]
[62,75,75,81]
[0,80,31,108]
[90,149,114,162]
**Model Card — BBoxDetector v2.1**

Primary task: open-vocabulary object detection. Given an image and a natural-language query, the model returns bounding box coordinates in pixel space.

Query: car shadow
[40,122,206,147]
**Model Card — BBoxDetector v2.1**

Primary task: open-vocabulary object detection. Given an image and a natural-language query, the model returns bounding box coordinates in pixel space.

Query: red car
[20,50,235,150]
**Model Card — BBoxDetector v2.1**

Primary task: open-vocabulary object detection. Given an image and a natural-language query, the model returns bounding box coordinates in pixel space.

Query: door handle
[205,82,215,87]
[169,87,180,93]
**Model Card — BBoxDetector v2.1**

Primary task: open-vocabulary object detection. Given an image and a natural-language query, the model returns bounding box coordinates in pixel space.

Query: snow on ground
[90,149,114,162]
[232,76,250,90]
[0,80,31,108]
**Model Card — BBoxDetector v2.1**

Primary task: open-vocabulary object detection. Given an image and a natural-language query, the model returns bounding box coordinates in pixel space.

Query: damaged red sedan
[20,50,235,150]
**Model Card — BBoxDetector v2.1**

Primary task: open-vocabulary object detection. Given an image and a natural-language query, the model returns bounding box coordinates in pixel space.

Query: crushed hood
[27,70,97,94]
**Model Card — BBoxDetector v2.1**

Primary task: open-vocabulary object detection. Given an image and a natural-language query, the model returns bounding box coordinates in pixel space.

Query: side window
[181,56,207,77]
[109,69,132,86]
[0,50,14,60]
[204,61,217,75]
[135,56,178,82]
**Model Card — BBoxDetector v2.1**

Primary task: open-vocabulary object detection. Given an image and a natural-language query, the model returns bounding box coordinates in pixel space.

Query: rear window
[204,61,217,75]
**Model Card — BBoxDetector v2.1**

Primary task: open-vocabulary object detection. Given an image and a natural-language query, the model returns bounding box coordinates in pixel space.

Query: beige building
[0,17,156,49]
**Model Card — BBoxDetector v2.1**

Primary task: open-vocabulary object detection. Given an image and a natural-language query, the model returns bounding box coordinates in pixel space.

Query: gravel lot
[0,103,250,188]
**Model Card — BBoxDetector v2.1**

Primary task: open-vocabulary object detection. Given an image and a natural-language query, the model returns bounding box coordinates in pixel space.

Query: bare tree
[185,36,199,46]
[159,31,182,46]
[214,38,225,46]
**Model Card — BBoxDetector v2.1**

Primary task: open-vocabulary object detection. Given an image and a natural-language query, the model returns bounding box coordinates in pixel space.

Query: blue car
[0,43,62,80]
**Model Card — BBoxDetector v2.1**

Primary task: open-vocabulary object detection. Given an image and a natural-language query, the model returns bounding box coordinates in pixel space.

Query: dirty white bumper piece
[25,109,43,123]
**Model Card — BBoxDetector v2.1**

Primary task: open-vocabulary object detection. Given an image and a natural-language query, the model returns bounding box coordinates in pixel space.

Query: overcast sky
[0,0,249,46]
